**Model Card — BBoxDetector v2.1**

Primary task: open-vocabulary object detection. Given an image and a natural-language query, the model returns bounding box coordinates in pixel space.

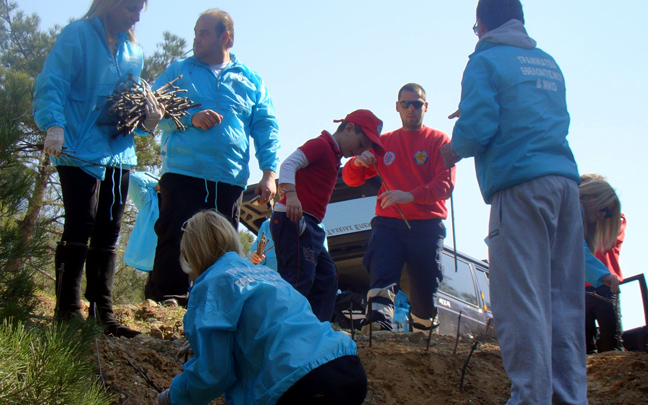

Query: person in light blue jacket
[156,210,366,405]
[440,1,586,403]
[32,0,163,338]
[124,172,159,272]
[145,8,280,306]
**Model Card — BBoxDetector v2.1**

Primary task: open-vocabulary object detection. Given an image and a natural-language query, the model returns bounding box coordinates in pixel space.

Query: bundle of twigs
[256,231,269,256]
[104,74,201,138]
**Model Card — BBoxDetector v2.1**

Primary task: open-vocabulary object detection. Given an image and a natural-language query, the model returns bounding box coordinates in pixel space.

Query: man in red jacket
[343,83,456,330]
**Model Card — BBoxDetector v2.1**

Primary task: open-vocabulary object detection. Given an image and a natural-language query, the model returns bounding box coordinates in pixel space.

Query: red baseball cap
[333,109,385,156]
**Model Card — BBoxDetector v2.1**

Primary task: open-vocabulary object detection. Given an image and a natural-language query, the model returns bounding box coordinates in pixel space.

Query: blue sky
[18,0,648,329]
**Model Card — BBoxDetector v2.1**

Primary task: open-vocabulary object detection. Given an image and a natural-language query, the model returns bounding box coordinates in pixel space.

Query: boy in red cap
[270,109,384,322]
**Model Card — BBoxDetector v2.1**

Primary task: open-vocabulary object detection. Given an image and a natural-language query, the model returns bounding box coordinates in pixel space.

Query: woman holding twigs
[579,178,624,351]
[33,0,163,338]
[157,210,367,405]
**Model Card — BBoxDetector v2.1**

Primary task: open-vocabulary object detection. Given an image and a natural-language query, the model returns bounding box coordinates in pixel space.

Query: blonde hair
[579,179,621,253]
[179,210,243,280]
[83,0,148,42]
[580,173,606,184]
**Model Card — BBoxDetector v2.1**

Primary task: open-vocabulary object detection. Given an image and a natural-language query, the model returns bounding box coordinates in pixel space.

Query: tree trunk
[6,152,53,272]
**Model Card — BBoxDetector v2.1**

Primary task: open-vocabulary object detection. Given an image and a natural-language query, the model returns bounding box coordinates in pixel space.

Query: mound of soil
[36,296,648,404]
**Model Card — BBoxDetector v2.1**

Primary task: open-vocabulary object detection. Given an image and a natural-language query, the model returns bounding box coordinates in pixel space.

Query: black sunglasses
[399,100,425,109]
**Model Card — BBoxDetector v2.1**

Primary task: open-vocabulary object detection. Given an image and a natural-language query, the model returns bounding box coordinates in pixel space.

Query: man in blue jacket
[145,8,281,305]
[441,1,585,403]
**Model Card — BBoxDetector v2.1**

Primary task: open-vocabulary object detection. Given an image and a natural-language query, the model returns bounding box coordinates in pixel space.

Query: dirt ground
[36,296,648,404]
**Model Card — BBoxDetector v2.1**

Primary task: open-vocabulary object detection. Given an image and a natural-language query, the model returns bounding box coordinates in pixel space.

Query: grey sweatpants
[488,175,586,405]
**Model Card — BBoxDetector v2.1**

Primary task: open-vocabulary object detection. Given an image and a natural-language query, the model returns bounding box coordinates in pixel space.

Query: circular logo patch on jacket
[383,151,395,166]
[414,150,428,165]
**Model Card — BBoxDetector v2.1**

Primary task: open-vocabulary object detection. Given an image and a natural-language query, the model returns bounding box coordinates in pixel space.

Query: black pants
[57,166,129,248]
[277,355,367,405]
[585,284,623,353]
[55,166,129,317]
[145,173,243,302]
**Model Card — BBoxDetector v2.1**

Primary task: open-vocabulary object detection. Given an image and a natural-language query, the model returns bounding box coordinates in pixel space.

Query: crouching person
[157,210,367,405]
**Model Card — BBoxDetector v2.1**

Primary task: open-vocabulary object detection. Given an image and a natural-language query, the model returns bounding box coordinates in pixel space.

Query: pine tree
[0,0,58,320]
[0,0,60,295]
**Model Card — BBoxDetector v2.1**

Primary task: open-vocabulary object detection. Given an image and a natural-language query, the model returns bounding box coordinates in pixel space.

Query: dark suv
[240,170,494,337]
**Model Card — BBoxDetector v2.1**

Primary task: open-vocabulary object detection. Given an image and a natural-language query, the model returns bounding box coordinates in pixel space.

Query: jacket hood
[476,19,536,51]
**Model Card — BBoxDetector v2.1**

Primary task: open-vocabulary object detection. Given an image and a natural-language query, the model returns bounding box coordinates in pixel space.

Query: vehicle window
[474,266,491,313]
[439,253,478,306]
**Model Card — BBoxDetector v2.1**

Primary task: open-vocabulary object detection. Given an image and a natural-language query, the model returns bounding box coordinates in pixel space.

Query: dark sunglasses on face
[399,100,425,109]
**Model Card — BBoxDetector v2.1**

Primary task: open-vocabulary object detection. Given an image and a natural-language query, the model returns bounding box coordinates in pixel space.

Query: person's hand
[176,341,193,360]
[142,90,165,132]
[44,126,64,157]
[353,150,377,168]
[250,251,265,264]
[191,109,223,130]
[602,274,620,293]
[377,190,414,209]
[282,188,303,222]
[254,170,276,205]
[448,109,460,119]
[440,143,461,168]
[157,389,171,405]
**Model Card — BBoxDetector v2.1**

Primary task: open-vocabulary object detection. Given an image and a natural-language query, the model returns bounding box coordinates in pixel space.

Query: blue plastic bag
[393,290,410,332]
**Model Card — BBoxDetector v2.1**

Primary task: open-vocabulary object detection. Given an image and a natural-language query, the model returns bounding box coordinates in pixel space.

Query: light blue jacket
[169,253,356,404]
[124,172,159,272]
[451,20,579,203]
[33,18,144,180]
[248,219,328,271]
[154,55,280,187]
[584,241,612,288]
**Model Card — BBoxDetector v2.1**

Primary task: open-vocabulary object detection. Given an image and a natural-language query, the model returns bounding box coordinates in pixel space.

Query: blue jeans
[270,212,338,322]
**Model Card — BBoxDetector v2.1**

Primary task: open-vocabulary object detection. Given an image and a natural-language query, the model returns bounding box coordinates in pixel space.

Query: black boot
[54,242,88,321]
[86,248,140,338]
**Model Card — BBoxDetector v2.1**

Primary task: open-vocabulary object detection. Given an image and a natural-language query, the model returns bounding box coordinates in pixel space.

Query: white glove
[142,90,165,132]
[157,389,171,405]
[44,126,64,157]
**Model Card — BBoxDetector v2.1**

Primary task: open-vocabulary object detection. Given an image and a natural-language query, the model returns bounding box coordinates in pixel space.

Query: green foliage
[0,265,37,323]
[0,319,113,404]
[0,66,48,323]
[141,31,188,83]
[239,229,255,256]
[0,1,59,77]
[112,260,148,305]
[0,2,59,319]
